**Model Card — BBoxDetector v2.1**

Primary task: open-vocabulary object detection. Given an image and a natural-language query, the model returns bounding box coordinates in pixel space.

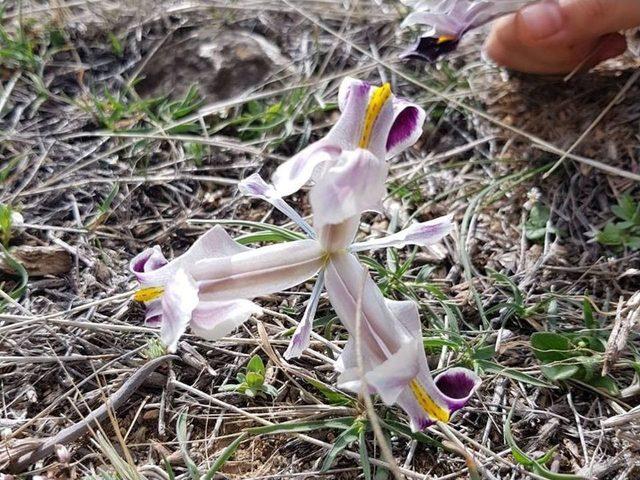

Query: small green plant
[215,88,333,144]
[86,184,119,229]
[596,194,640,250]
[0,203,14,247]
[525,203,558,241]
[83,85,203,132]
[219,355,277,398]
[143,337,167,359]
[530,327,618,395]
[0,12,40,71]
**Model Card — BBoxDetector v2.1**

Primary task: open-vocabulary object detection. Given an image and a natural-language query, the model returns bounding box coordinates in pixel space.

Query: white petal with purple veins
[284,270,325,360]
[131,226,249,287]
[271,141,342,197]
[311,149,387,240]
[190,299,263,341]
[160,269,199,353]
[350,215,453,252]
[364,339,422,404]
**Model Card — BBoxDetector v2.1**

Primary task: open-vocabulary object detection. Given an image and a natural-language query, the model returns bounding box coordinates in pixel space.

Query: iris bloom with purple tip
[401,0,530,61]
[129,78,480,430]
[270,77,427,197]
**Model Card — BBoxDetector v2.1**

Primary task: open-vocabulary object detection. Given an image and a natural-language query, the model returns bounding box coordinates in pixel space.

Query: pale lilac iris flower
[130,78,480,429]
[401,0,531,61]
[270,77,427,197]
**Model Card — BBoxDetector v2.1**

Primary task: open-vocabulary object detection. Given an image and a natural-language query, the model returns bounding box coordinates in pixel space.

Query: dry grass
[1,1,639,478]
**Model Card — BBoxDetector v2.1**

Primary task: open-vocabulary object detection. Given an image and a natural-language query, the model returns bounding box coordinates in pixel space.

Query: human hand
[484,0,640,74]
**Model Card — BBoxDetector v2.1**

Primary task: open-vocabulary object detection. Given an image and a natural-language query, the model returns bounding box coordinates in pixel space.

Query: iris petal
[190,299,263,341]
[350,215,453,252]
[160,269,199,353]
[283,270,325,360]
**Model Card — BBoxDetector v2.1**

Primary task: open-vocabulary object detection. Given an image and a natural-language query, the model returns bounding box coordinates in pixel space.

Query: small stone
[143,409,159,421]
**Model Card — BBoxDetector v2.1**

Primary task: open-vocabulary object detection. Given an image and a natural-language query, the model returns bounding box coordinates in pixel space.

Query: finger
[508,0,640,46]
[484,32,625,74]
[556,0,640,40]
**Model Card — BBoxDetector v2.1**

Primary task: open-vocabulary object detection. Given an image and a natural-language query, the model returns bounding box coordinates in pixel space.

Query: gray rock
[137,28,288,102]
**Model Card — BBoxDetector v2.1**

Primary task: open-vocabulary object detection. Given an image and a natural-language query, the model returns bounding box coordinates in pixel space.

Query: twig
[6,355,176,472]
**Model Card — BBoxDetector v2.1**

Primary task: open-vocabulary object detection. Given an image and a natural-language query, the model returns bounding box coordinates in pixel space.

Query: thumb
[514,0,640,44]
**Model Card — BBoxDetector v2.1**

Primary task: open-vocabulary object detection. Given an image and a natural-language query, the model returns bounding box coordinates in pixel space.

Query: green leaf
[586,375,619,396]
[596,223,623,246]
[261,384,278,397]
[176,409,201,479]
[321,421,361,472]
[358,425,372,480]
[246,355,266,376]
[531,332,572,362]
[306,378,355,406]
[245,371,264,389]
[525,205,552,240]
[471,345,495,361]
[0,245,29,310]
[163,456,177,480]
[582,298,598,331]
[540,364,580,381]
[202,432,247,480]
[249,417,355,435]
[612,194,638,222]
[476,360,553,388]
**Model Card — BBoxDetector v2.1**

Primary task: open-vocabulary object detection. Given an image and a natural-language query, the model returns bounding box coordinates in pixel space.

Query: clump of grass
[80,84,203,131]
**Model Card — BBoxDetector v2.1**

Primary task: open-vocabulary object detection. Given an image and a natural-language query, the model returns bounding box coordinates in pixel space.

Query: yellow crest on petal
[437,35,457,44]
[359,82,392,149]
[409,378,450,423]
[133,286,164,302]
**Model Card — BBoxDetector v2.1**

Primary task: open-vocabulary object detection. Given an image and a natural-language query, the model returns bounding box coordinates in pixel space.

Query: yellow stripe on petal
[409,379,450,423]
[358,83,392,149]
[437,35,457,44]
[133,286,165,302]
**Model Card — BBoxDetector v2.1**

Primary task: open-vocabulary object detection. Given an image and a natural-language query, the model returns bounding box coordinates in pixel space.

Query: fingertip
[514,0,565,45]
[482,34,511,68]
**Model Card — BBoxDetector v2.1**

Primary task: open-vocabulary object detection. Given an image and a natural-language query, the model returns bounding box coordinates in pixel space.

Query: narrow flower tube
[325,252,481,431]
[191,239,324,301]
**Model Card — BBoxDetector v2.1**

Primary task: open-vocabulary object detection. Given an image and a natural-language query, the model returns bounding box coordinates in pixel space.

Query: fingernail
[519,1,563,39]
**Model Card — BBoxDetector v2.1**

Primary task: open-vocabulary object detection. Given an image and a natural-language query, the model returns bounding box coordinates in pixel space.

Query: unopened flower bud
[55,443,71,464]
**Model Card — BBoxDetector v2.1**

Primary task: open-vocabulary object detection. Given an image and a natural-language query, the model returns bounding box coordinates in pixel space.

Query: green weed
[218,355,278,398]
[596,193,640,250]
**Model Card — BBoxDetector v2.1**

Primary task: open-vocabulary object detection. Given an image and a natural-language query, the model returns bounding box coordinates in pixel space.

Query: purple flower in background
[401,0,531,61]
